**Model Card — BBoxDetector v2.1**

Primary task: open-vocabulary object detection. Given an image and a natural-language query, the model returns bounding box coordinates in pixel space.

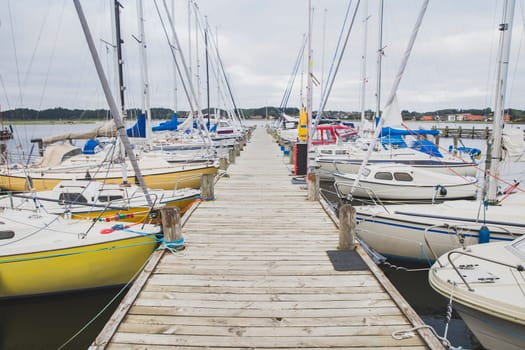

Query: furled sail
[40,121,117,144]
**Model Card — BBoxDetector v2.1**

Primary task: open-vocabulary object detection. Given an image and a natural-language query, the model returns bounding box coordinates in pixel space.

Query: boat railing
[445,250,524,292]
[172,173,209,191]
[424,223,514,267]
[333,180,390,212]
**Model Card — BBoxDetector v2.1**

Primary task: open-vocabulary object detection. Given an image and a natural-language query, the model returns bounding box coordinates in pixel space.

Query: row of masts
[107,0,244,135]
[300,0,514,205]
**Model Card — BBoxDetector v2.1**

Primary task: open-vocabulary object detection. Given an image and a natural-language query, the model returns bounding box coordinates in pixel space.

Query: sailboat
[0,179,200,223]
[0,208,161,299]
[354,0,524,263]
[333,162,478,201]
[0,0,174,299]
[428,232,525,350]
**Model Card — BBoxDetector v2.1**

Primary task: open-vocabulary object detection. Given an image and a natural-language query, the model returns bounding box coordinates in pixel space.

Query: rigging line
[206,23,244,123]
[6,0,22,107]
[0,75,12,110]
[281,36,307,111]
[484,0,500,110]
[37,0,67,110]
[311,0,360,140]
[351,0,430,194]
[20,0,52,101]
[56,244,156,350]
[159,0,213,143]
[313,0,355,121]
[507,0,525,105]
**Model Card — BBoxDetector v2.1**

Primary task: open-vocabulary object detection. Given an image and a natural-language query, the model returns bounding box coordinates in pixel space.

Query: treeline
[2,106,525,123]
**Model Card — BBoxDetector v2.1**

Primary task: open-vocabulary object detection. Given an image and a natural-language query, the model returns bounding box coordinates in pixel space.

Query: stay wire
[56,247,157,350]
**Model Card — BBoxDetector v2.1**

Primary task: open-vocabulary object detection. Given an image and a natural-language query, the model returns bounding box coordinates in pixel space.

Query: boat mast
[360,0,370,129]
[351,0,429,194]
[171,0,178,113]
[113,0,126,117]
[306,0,313,170]
[487,0,515,204]
[374,0,384,130]
[136,0,152,141]
[73,0,152,206]
[205,19,211,125]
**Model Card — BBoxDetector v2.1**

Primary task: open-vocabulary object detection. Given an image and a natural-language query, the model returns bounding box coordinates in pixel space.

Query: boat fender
[100,223,128,234]
[478,225,490,244]
[435,185,447,196]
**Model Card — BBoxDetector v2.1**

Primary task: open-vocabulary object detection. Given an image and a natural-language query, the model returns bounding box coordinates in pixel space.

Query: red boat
[311,124,357,145]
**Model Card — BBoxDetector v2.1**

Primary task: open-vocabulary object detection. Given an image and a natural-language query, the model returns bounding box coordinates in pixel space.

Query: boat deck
[90,125,443,349]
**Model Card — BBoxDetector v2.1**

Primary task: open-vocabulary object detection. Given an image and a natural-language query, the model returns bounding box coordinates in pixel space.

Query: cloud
[0,0,523,113]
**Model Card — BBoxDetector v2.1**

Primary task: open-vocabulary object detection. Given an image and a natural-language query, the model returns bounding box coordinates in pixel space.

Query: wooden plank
[136,291,390,302]
[116,324,415,337]
[109,333,425,348]
[123,314,410,327]
[127,305,406,318]
[106,345,428,350]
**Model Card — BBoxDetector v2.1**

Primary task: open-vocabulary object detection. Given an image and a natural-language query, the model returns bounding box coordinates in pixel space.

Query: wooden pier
[90,126,444,349]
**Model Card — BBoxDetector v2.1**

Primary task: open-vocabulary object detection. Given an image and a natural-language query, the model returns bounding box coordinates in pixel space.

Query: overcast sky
[1,0,524,114]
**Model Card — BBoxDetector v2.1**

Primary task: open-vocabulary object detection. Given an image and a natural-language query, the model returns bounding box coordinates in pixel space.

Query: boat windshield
[508,236,525,260]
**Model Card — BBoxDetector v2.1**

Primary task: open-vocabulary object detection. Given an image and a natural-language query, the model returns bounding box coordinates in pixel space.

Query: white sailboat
[355,0,524,263]
[429,231,525,350]
[334,163,478,201]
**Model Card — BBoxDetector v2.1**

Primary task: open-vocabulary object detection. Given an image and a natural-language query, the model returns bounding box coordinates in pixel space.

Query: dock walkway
[91,125,443,349]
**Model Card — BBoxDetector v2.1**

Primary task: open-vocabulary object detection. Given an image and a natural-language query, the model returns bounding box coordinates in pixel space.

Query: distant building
[420,115,434,121]
[447,113,485,121]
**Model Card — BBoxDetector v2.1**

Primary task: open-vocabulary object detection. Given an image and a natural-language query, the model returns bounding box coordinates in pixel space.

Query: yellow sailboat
[0,180,200,223]
[0,142,218,192]
[0,209,162,299]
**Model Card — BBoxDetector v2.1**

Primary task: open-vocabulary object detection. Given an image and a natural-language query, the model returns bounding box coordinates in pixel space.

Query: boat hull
[317,158,478,177]
[453,302,525,350]
[69,194,198,223]
[334,174,477,200]
[355,207,521,262]
[0,234,157,299]
[0,165,217,192]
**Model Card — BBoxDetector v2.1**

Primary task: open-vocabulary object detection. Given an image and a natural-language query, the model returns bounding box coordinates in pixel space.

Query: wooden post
[228,147,236,164]
[338,204,356,250]
[160,206,183,249]
[288,142,295,164]
[307,172,319,201]
[200,173,215,200]
[219,157,228,170]
[444,125,449,137]
[235,143,241,156]
[485,126,490,139]
[458,126,462,137]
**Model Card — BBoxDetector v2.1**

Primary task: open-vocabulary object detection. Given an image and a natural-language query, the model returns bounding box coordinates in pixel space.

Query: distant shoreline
[3,120,99,126]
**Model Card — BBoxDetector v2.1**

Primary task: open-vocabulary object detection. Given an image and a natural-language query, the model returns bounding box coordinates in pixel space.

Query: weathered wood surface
[91,126,443,349]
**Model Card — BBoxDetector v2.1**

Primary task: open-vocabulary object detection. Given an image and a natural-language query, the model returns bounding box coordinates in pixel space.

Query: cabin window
[98,195,124,202]
[59,193,88,204]
[0,230,14,239]
[393,172,413,182]
[362,168,371,177]
[323,130,334,142]
[374,172,393,180]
